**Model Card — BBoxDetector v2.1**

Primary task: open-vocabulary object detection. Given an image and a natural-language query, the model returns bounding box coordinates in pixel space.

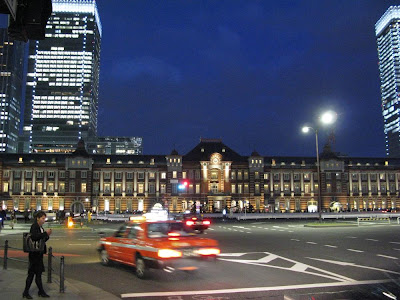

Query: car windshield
[147,222,195,238]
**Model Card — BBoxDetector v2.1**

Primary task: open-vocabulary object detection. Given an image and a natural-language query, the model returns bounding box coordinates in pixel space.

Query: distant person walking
[23,211,52,299]
[0,207,6,228]
[10,210,16,229]
[24,210,29,223]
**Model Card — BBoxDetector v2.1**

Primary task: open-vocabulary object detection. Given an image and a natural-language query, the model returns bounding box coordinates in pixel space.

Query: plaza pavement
[0,222,119,299]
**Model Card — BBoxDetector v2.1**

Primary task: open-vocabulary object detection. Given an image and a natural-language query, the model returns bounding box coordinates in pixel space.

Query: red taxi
[98,219,220,279]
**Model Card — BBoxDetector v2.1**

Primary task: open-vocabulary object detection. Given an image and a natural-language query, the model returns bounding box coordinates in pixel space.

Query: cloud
[111,56,182,83]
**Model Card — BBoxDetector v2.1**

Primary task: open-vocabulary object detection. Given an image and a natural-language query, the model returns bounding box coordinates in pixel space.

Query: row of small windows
[4,180,397,196]
[4,170,169,181]
[4,181,172,195]
[6,169,399,182]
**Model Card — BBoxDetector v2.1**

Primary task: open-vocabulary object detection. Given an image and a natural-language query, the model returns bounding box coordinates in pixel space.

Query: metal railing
[0,240,65,293]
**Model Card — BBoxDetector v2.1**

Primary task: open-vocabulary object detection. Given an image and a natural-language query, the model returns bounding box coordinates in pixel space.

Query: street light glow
[301,110,337,222]
[320,110,337,125]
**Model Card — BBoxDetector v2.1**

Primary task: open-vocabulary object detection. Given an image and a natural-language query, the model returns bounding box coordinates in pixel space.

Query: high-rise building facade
[23,0,101,153]
[376,6,400,157]
[0,29,26,153]
[87,136,143,155]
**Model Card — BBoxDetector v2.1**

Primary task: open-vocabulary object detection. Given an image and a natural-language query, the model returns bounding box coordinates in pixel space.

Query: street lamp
[302,111,337,222]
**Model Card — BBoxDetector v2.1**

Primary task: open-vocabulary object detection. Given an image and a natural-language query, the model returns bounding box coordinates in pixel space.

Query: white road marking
[306,242,317,245]
[121,279,394,298]
[290,262,308,272]
[217,253,246,257]
[390,241,400,245]
[347,249,363,253]
[366,238,379,242]
[219,251,353,282]
[324,245,337,248]
[346,236,357,239]
[288,231,294,233]
[307,257,400,275]
[377,254,398,260]
[291,239,300,242]
[264,228,269,230]
[256,254,278,263]
[393,248,400,251]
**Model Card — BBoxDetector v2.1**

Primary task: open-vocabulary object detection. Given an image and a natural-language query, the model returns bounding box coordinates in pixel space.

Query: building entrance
[71,201,84,215]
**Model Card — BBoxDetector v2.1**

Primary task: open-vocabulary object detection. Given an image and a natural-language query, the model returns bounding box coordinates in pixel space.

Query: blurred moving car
[97,219,220,279]
[181,214,211,233]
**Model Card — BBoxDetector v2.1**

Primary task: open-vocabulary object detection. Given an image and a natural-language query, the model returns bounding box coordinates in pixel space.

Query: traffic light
[6,0,52,42]
[178,180,189,190]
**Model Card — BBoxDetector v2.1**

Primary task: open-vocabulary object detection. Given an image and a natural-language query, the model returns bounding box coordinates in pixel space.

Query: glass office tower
[0,29,25,153]
[23,0,101,153]
[376,6,400,157]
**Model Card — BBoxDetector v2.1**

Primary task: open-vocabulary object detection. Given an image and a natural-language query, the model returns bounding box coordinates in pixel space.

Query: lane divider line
[121,279,394,298]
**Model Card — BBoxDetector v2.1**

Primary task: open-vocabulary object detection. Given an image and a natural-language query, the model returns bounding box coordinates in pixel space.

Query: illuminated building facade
[87,136,143,155]
[0,139,399,215]
[376,6,400,157]
[23,0,101,153]
[0,29,25,153]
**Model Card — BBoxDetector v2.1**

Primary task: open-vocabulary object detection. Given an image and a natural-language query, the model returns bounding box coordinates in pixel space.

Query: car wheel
[100,248,110,266]
[135,257,147,279]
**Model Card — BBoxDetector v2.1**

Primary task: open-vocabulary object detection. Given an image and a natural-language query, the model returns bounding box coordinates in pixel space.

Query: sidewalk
[0,267,120,299]
[0,222,120,299]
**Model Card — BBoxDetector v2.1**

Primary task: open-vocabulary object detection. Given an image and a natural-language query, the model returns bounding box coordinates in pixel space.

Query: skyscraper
[376,6,400,157]
[0,29,25,153]
[23,0,101,153]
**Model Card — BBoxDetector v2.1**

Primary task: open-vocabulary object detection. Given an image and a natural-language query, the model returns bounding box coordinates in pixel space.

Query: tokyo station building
[1,138,400,214]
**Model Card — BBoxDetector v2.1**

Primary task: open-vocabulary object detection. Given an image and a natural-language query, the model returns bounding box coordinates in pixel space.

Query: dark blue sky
[96,0,400,157]
[6,1,399,157]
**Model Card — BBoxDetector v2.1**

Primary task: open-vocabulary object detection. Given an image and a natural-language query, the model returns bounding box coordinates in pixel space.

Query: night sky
[7,1,400,157]
[96,0,400,158]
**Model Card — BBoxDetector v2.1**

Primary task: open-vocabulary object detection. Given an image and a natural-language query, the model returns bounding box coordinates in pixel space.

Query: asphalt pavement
[0,222,119,300]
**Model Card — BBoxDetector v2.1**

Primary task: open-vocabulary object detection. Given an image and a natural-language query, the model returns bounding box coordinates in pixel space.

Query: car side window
[127,227,137,239]
[114,225,127,238]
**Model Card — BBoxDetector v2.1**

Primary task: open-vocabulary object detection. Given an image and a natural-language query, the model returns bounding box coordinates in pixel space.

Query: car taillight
[158,249,182,258]
[186,220,194,226]
[195,248,220,256]
[203,220,211,225]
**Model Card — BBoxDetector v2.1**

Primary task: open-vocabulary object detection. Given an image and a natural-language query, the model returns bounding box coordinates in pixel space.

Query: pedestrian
[24,210,29,223]
[0,207,6,228]
[23,211,52,299]
[10,210,16,229]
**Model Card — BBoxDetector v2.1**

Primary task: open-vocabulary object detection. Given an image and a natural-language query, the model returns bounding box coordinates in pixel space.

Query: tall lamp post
[302,111,337,222]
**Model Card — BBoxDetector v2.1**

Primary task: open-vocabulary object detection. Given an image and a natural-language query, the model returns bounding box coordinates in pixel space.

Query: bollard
[60,256,65,293]
[3,240,8,270]
[48,247,52,283]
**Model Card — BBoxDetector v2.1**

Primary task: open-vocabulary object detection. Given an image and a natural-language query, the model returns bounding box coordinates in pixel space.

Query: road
[2,220,400,299]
